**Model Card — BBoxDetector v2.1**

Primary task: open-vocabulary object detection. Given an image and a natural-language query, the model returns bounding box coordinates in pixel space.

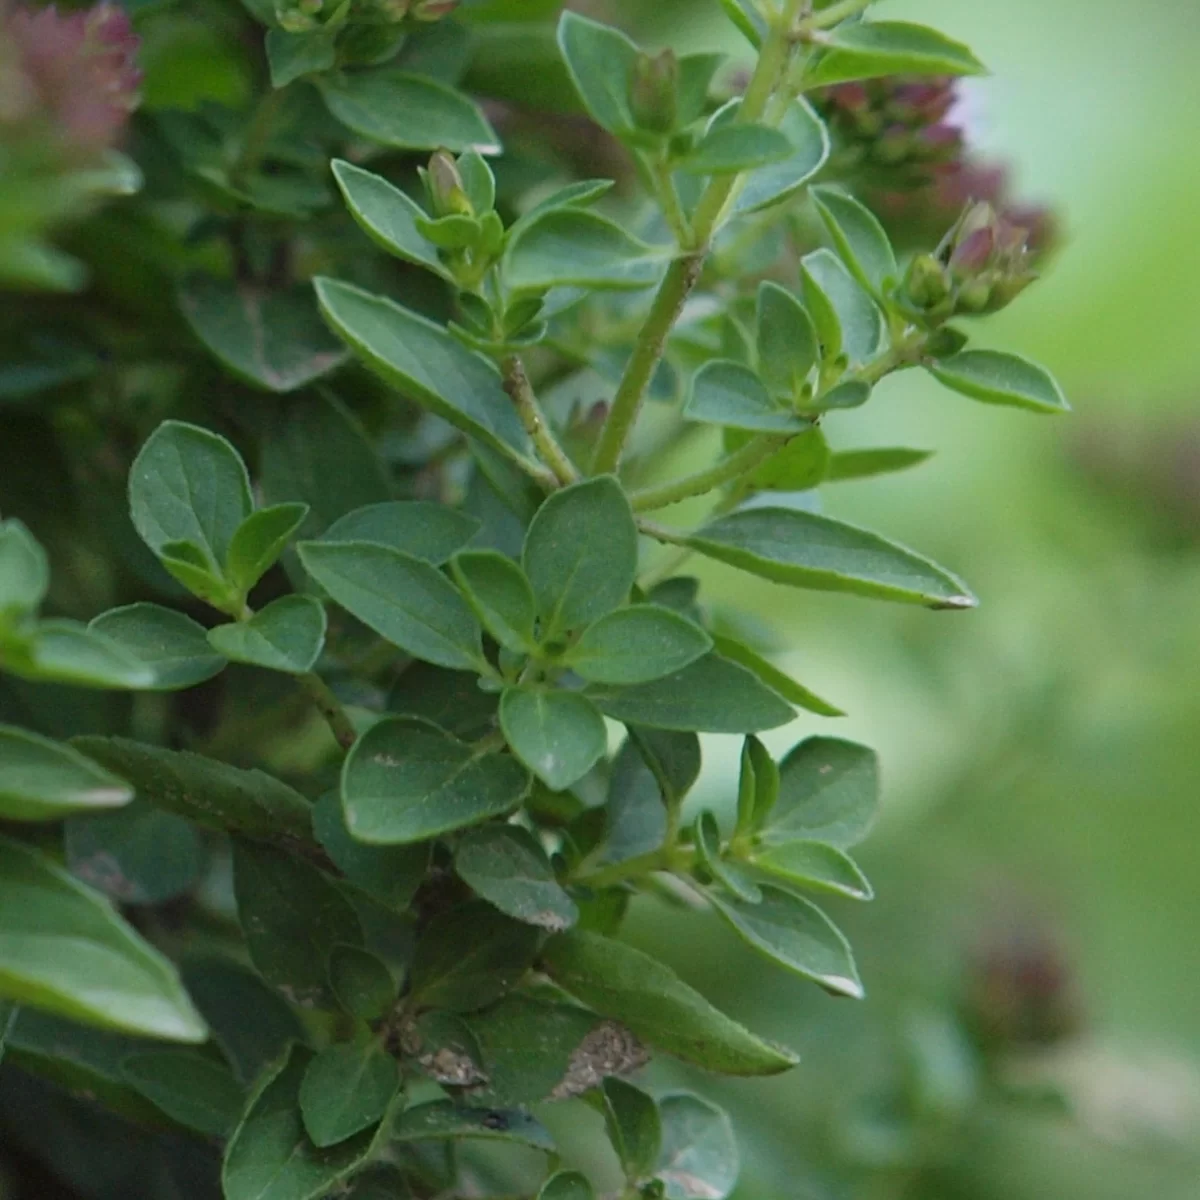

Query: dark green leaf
[801,249,884,365]
[557,11,638,136]
[0,519,48,617]
[539,1172,596,1200]
[0,835,206,1040]
[826,447,934,482]
[542,931,798,1076]
[808,21,987,87]
[731,99,830,215]
[298,540,484,671]
[523,476,638,639]
[299,1040,400,1148]
[756,281,820,401]
[707,884,863,998]
[810,185,898,299]
[927,350,1070,414]
[500,688,608,792]
[681,122,794,174]
[327,945,397,1021]
[450,550,537,653]
[686,361,811,433]
[404,1010,486,1087]
[764,736,879,849]
[266,28,337,89]
[505,209,662,293]
[0,725,132,822]
[600,1077,661,1185]
[226,503,310,595]
[709,631,843,717]
[629,727,703,806]
[604,737,667,865]
[393,1101,554,1151]
[388,661,499,741]
[342,718,529,844]
[752,841,873,901]
[656,1093,739,1200]
[208,595,327,674]
[343,1166,414,1200]
[88,604,226,691]
[455,824,578,931]
[323,502,480,565]
[565,605,712,685]
[121,1049,244,1137]
[680,507,977,608]
[694,810,761,903]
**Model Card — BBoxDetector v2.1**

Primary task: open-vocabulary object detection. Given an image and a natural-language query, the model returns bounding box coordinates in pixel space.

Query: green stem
[652,154,692,246]
[808,0,875,30]
[297,671,358,753]
[629,433,786,512]
[233,86,287,185]
[574,845,697,891]
[501,355,579,487]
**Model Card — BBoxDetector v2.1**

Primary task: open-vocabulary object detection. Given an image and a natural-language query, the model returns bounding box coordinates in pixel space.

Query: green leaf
[14,621,157,689]
[455,823,578,931]
[266,28,337,89]
[0,725,132,822]
[680,507,977,608]
[0,519,48,617]
[731,99,830,215]
[232,841,362,1009]
[523,476,638,639]
[927,350,1070,415]
[404,1010,486,1087]
[66,800,204,905]
[810,185,898,299]
[73,737,314,842]
[500,688,608,792]
[827,446,934,483]
[297,541,484,671]
[222,1045,381,1200]
[504,209,662,293]
[586,652,794,734]
[707,884,863,998]
[0,835,206,1040]
[88,604,226,691]
[314,278,532,466]
[557,11,638,136]
[656,1093,740,1200]
[717,0,765,47]
[564,605,712,685]
[409,900,540,1012]
[208,595,327,674]
[323,502,480,564]
[539,1173,596,1200]
[753,841,873,901]
[808,21,987,87]
[327,945,397,1021]
[681,122,794,174]
[318,69,500,152]
[756,282,820,401]
[343,1166,414,1200]
[388,661,499,740]
[735,736,778,837]
[695,810,762,904]
[812,379,871,413]
[393,1100,554,1151]
[299,1040,400,1148]
[709,631,843,717]
[543,931,797,1076]
[450,550,537,653]
[121,1049,244,1137]
[630,727,703,806]
[331,160,450,281]
[801,248,884,365]
[180,277,348,393]
[342,717,529,844]
[731,427,831,495]
[312,792,427,913]
[226,503,310,595]
[600,1077,661,1185]
[763,736,879,850]
[686,361,812,433]
[128,420,252,571]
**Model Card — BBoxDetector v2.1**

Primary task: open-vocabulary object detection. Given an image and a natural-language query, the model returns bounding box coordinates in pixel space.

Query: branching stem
[629,433,787,512]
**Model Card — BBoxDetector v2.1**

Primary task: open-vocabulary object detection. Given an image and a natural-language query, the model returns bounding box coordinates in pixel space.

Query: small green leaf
[456,824,578,931]
[812,379,872,413]
[808,21,987,87]
[299,1041,400,1148]
[298,540,484,671]
[327,945,398,1021]
[686,361,812,433]
[801,249,884,365]
[695,810,761,903]
[128,420,252,570]
[15,621,157,689]
[543,931,798,1076]
[826,447,934,482]
[586,652,794,734]
[409,900,540,1011]
[208,595,327,675]
[681,122,794,175]
[539,1172,596,1200]
[928,350,1070,414]
[318,70,500,152]
[708,884,863,998]
[810,185,898,300]
[756,282,820,401]
[762,736,879,850]
[600,1077,661,1185]
[331,160,450,281]
[500,688,608,792]
[523,476,638,639]
[122,1049,244,1137]
[726,98,830,215]
[753,841,874,901]
[656,1093,740,1200]
[226,503,310,595]
[266,28,337,89]
[505,209,662,293]
[450,550,537,653]
[322,502,480,565]
[709,631,843,717]
[0,519,48,617]
[734,737,774,837]
[314,278,532,466]
[565,605,712,685]
[0,835,206,1041]
[71,736,314,842]
[557,11,639,136]
[680,508,977,608]
[222,1045,380,1200]
[180,277,348,393]
[89,604,226,691]
[0,725,132,822]
[232,841,363,1009]
[342,717,529,844]
[729,427,831,496]
[393,1100,554,1151]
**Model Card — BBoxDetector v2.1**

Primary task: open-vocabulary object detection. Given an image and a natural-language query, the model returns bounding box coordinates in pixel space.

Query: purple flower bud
[950,226,995,277]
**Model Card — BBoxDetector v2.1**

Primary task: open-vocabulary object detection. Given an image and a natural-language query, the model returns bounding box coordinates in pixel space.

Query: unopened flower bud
[956,278,993,313]
[425,151,473,218]
[949,226,995,279]
[904,254,951,309]
[629,49,679,136]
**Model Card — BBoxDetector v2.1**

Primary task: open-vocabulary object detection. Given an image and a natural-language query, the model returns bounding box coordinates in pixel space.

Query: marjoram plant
[0,1,1068,1197]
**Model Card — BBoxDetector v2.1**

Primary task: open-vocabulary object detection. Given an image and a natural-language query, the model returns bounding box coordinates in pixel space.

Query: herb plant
[0,1,1067,1197]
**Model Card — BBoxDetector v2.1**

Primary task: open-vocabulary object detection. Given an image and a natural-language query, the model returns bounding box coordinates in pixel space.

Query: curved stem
[298,671,358,752]
[502,355,579,487]
[630,433,787,512]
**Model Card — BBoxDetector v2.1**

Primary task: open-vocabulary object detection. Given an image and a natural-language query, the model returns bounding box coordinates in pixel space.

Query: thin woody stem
[502,355,580,487]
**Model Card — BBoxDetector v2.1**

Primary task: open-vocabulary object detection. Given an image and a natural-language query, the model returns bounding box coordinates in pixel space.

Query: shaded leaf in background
[455,824,578,931]
[0,725,132,822]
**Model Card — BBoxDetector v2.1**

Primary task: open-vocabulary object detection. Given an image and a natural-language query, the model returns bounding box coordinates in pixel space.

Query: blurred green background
[589,1,1200,1196]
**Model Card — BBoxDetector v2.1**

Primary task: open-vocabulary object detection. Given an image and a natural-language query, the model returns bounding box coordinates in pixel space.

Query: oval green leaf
[565,605,712,685]
[0,725,132,822]
[455,824,578,931]
[500,688,608,792]
[208,595,327,675]
[89,603,227,691]
[927,350,1070,414]
[686,360,812,433]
